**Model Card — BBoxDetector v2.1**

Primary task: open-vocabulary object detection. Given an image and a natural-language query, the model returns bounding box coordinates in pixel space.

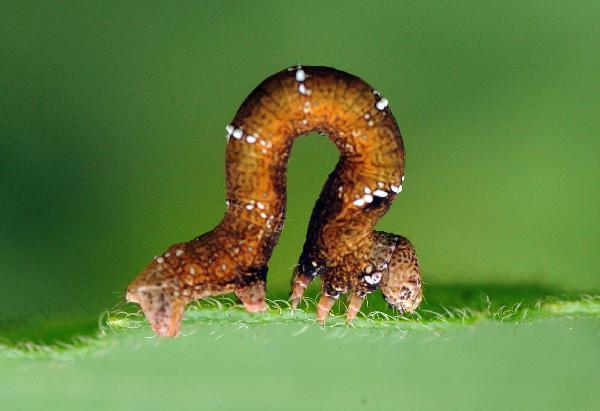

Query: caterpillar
[127,66,422,337]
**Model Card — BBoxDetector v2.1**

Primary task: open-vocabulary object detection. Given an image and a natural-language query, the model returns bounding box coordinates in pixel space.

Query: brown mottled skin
[127,66,422,337]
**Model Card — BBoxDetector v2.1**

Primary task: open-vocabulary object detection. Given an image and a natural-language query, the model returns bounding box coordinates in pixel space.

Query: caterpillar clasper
[127,66,422,336]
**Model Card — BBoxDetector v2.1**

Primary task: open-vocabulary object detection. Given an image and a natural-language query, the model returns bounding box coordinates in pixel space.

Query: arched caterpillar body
[127,66,422,336]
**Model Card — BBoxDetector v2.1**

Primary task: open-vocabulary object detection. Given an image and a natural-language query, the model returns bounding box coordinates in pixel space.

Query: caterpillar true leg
[290,272,313,310]
[315,267,350,325]
[346,293,365,325]
[316,295,337,326]
[127,65,423,336]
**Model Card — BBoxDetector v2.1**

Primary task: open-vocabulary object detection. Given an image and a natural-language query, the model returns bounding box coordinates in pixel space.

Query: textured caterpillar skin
[127,66,422,336]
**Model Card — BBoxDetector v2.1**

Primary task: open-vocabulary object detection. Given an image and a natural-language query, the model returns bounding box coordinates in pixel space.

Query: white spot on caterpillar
[364,194,373,203]
[391,184,402,193]
[364,186,371,194]
[373,90,381,96]
[402,175,405,182]
[260,212,268,219]
[260,140,267,146]
[226,125,234,136]
[257,202,265,210]
[295,69,306,82]
[221,263,227,271]
[246,135,257,143]
[298,83,310,95]
[261,148,267,154]
[365,265,373,274]
[245,203,255,210]
[373,189,388,197]
[311,261,318,267]
[156,256,164,264]
[303,101,311,113]
[364,272,382,285]
[364,113,370,120]
[165,252,171,257]
[368,120,374,127]
[377,181,384,188]
[353,198,366,207]
[176,249,184,257]
[232,129,243,139]
[376,98,388,111]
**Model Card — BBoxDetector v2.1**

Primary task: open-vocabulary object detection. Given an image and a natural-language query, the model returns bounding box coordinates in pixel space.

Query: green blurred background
[1,0,599,324]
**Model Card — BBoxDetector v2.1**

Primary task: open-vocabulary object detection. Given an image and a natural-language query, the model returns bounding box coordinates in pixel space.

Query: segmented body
[127,66,422,336]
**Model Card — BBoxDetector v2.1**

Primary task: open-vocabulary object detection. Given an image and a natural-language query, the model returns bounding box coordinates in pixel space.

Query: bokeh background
[2,1,599,324]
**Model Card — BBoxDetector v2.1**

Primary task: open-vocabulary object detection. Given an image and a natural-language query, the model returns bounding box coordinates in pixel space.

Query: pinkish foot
[346,294,365,325]
[242,300,268,313]
[235,280,267,314]
[316,295,336,326]
[290,274,313,310]
[126,285,186,337]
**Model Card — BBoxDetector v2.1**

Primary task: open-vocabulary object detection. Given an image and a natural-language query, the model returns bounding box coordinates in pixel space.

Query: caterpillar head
[126,257,188,337]
[379,237,423,313]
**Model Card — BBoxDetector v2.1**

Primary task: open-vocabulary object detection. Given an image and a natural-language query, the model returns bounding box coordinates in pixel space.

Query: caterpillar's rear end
[127,65,422,335]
